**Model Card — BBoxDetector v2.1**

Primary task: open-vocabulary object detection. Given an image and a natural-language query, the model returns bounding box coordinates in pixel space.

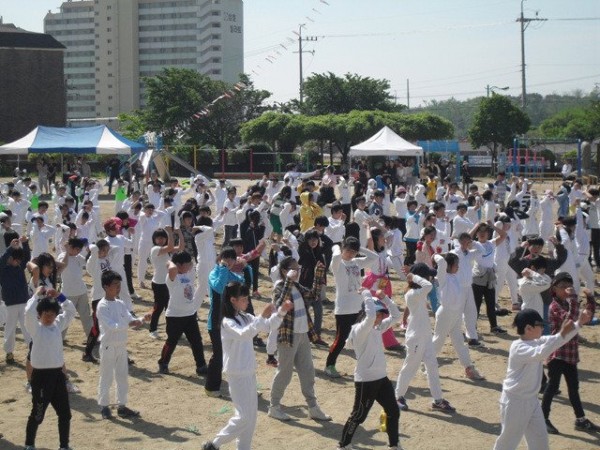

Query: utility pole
[406,78,410,110]
[294,24,317,105]
[516,1,546,109]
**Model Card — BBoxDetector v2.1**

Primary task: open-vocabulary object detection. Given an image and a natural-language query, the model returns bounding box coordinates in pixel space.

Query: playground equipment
[508,138,582,179]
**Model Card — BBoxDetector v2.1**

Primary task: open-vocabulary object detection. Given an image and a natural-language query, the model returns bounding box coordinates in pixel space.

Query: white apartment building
[44,0,243,121]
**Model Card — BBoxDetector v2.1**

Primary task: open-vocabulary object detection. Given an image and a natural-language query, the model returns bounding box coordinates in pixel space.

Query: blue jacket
[0,243,31,306]
[207,264,244,331]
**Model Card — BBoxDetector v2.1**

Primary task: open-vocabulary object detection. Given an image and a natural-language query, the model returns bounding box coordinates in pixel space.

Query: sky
[1,0,599,107]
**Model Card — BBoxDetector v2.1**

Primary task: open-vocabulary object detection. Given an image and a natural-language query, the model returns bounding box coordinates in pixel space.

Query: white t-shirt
[58,252,88,296]
[165,269,199,317]
[151,246,170,284]
[331,245,378,315]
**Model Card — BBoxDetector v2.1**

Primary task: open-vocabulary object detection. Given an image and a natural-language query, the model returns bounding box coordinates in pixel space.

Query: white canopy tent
[349,126,423,157]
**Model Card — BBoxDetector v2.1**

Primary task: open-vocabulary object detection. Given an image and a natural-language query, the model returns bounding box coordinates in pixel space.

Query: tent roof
[0,125,147,155]
[350,126,423,157]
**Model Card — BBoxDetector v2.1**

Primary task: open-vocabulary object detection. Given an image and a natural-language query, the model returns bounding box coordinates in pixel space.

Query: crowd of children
[0,161,599,450]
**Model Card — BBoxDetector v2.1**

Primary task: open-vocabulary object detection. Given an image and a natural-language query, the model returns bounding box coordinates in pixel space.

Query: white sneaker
[149,331,159,339]
[268,405,291,421]
[465,365,485,380]
[337,445,356,450]
[309,404,332,421]
[388,445,404,450]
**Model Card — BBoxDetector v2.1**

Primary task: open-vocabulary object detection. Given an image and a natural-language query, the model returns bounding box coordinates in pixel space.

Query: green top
[115,187,127,202]
[30,194,39,211]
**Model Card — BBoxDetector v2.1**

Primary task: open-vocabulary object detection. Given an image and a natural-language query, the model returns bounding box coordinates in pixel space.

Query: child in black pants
[24,287,76,450]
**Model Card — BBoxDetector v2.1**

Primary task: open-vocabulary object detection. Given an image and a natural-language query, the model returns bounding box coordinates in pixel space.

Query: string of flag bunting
[166,0,332,138]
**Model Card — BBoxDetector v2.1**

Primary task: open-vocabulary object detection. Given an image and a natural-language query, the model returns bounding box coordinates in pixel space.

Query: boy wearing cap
[493,307,591,450]
[541,272,599,434]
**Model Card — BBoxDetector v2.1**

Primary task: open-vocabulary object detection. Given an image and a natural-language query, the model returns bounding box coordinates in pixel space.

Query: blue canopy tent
[0,125,147,155]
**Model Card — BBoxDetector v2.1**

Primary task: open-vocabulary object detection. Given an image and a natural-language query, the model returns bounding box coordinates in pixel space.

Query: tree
[539,101,600,141]
[137,69,271,148]
[241,110,454,162]
[301,72,404,115]
[468,94,531,174]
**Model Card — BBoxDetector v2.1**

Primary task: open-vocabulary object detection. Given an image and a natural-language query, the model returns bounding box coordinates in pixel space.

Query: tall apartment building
[44,0,243,121]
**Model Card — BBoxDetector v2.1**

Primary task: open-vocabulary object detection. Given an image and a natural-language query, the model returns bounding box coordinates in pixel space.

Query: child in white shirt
[201,282,291,450]
[97,270,147,419]
[338,290,402,450]
[24,289,76,450]
[493,308,589,450]
[395,264,456,413]
[518,257,551,317]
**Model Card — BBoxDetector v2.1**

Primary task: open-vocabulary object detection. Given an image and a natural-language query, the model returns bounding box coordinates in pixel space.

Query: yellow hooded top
[299,191,322,232]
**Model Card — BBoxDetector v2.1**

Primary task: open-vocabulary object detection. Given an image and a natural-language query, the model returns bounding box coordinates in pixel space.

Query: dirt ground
[1,177,599,450]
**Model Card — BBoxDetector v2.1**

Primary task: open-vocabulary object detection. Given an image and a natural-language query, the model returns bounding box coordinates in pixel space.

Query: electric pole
[516,0,546,109]
[294,24,317,105]
[406,78,410,110]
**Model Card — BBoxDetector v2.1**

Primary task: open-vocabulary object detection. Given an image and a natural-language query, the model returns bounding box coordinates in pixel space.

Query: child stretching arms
[395,263,456,413]
[23,287,76,450]
[431,253,484,381]
[541,273,599,434]
[338,290,402,450]
[201,282,292,450]
[493,308,592,450]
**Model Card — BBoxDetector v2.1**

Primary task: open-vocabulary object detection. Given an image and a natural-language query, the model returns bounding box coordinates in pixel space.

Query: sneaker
[308,404,332,421]
[65,381,80,393]
[396,396,408,411]
[386,344,405,352]
[268,405,291,421]
[101,406,113,420]
[313,338,329,347]
[81,353,98,363]
[117,406,140,418]
[253,337,266,348]
[6,352,15,364]
[25,382,32,394]
[266,355,278,367]
[158,364,169,374]
[201,442,219,450]
[575,418,600,432]
[491,326,507,334]
[24,446,36,450]
[325,365,341,378]
[148,331,159,340]
[196,365,208,376]
[465,366,485,380]
[205,389,223,398]
[467,339,482,347]
[431,399,456,413]
[546,419,559,434]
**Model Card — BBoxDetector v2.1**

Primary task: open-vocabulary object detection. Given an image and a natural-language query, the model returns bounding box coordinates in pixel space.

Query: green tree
[468,94,531,174]
[539,101,600,141]
[301,72,404,115]
[139,69,271,148]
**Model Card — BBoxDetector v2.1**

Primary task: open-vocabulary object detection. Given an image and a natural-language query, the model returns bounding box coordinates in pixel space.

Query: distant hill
[411,90,599,139]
